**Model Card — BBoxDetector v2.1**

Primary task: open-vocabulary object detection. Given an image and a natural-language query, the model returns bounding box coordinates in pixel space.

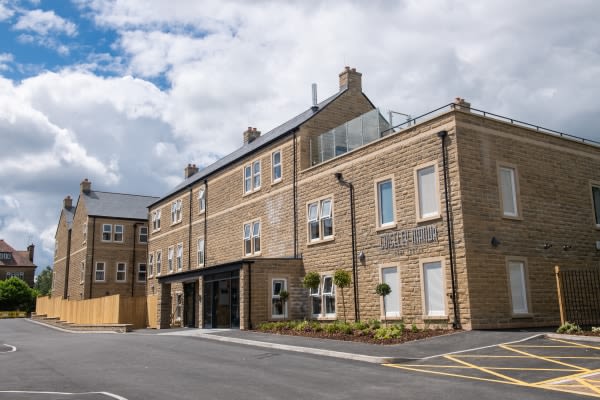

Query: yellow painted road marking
[384,364,528,386]
[551,356,600,360]
[457,355,529,358]
[445,354,526,384]
[510,345,582,348]
[550,338,600,351]
[499,344,590,372]
[534,369,600,385]
[576,378,600,395]
[396,364,575,372]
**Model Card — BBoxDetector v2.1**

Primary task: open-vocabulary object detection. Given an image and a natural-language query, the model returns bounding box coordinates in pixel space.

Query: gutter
[131,222,140,296]
[88,216,96,299]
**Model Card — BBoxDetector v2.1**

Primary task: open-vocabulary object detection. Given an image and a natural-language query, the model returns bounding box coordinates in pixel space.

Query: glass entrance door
[183,282,196,328]
[203,270,240,328]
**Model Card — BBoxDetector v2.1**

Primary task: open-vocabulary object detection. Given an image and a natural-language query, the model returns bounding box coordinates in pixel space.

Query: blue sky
[1,0,599,274]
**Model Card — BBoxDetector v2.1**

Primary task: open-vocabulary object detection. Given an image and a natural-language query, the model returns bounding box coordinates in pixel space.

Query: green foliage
[302,272,321,290]
[34,266,53,296]
[556,322,582,334]
[411,323,420,333]
[278,290,289,302]
[333,269,352,323]
[375,283,392,297]
[592,327,600,333]
[0,277,37,312]
[374,324,404,340]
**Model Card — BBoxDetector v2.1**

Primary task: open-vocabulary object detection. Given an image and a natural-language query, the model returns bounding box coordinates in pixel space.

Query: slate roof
[82,191,159,220]
[64,206,75,228]
[151,88,348,206]
[0,239,35,267]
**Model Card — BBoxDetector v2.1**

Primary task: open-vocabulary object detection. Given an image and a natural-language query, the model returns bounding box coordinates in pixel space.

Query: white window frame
[271,278,287,319]
[171,199,182,224]
[244,165,252,193]
[243,159,261,194]
[102,224,112,242]
[375,176,396,229]
[415,162,441,221]
[498,163,521,219]
[380,265,401,318]
[139,226,148,243]
[167,246,174,273]
[82,222,87,244]
[506,258,530,315]
[137,263,147,282]
[310,273,336,318]
[420,258,446,317]
[176,243,183,271]
[148,253,154,278]
[114,225,124,243]
[198,187,206,213]
[116,262,127,282]
[197,238,205,266]
[152,209,161,231]
[307,197,334,243]
[80,261,85,284]
[591,182,600,229]
[155,250,162,276]
[95,262,106,282]
[272,150,282,184]
[243,220,261,256]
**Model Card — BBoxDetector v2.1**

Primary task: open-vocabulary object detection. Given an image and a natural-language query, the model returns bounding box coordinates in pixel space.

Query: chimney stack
[27,244,34,262]
[243,127,261,145]
[63,195,72,209]
[311,83,318,111]
[339,66,362,91]
[453,97,471,112]
[184,163,199,179]
[80,178,91,194]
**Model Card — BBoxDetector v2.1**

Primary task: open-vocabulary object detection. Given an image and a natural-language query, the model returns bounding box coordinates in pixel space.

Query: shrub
[556,322,582,334]
[411,323,419,333]
[592,327,600,333]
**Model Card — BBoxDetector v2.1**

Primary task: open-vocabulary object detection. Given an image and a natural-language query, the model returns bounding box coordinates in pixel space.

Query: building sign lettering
[379,224,438,255]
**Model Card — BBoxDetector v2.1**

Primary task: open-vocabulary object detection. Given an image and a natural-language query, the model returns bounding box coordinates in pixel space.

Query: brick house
[0,239,36,287]
[52,179,158,299]
[148,67,600,330]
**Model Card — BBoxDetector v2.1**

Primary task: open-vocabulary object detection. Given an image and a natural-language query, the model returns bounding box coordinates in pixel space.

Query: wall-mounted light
[491,237,501,247]
[563,245,572,251]
[543,243,553,250]
[358,251,365,262]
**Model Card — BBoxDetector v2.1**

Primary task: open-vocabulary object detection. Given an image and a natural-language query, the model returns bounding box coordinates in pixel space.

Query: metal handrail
[381,103,600,147]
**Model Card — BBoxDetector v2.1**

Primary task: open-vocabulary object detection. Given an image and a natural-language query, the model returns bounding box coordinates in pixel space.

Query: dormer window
[0,252,11,260]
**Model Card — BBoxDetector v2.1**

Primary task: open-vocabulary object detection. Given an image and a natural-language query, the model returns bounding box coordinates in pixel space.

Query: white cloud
[14,9,77,36]
[0,2,14,20]
[0,52,13,71]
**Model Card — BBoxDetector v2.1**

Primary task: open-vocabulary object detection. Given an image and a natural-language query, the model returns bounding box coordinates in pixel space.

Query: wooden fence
[36,295,148,329]
[555,265,600,329]
[146,295,158,329]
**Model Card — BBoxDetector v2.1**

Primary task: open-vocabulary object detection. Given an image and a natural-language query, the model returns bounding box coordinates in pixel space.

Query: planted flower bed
[256,320,456,345]
[556,322,600,337]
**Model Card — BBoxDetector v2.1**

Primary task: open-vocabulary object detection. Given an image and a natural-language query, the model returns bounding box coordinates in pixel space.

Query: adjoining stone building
[52,179,158,299]
[0,239,36,287]
[148,67,600,330]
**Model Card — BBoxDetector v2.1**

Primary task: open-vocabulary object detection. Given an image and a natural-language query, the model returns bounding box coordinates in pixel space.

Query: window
[271,279,287,318]
[167,247,174,273]
[310,275,335,318]
[156,250,162,276]
[102,224,112,241]
[381,267,400,317]
[116,262,126,282]
[113,225,124,242]
[6,272,24,279]
[507,260,529,314]
[376,179,395,227]
[152,209,161,231]
[138,263,147,282]
[422,260,445,316]
[499,165,519,217]
[272,151,282,183]
[148,253,154,277]
[171,200,182,224]
[244,160,261,193]
[592,184,600,227]
[80,261,85,284]
[54,241,58,257]
[139,226,148,243]
[176,243,183,271]
[198,188,206,213]
[52,271,55,290]
[197,238,205,266]
[308,198,333,242]
[416,164,439,220]
[0,252,11,260]
[95,262,105,282]
[243,221,260,256]
[83,223,87,244]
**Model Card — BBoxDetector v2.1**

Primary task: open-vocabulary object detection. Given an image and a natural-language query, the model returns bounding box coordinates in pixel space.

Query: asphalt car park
[386,336,600,398]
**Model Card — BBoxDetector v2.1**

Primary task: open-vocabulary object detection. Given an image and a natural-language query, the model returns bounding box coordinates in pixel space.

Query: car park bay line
[550,338,600,351]
[498,344,591,372]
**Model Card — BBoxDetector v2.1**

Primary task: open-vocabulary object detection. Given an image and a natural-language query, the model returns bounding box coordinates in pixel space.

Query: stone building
[148,67,600,330]
[0,239,36,287]
[52,179,158,299]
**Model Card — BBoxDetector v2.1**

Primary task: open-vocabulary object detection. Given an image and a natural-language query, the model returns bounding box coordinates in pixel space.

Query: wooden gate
[555,265,600,329]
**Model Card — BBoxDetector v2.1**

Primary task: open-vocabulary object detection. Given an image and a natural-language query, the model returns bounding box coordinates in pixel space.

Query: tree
[375,283,392,327]
[0,277,37,312]
[35,266,53,296]
[278,289,289,320]
[333,269,352,323]
[302,272,321,318]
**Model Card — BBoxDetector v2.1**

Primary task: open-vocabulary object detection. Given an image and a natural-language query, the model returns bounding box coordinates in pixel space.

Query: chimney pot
[80,179,91,194]
[63,195,73,209]
[453,97,471,112]
[339,66,362,91]
[27,244,34,262]
[243,127,261,145]
[184,163,199,179]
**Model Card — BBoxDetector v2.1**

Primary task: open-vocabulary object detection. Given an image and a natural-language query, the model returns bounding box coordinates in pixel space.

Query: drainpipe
[132,222,140,296]
[64,228,72,299]
[334,172,360,322]
[438,130,460,329]
[89,217,96,299]
[188,186,193,271]
[204,179,208,266]
[293,129,298,258]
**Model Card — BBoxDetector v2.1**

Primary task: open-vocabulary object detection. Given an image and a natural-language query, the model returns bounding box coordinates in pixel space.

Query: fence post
[555,265,565,326]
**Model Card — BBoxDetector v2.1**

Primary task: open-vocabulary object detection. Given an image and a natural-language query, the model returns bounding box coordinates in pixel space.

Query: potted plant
[333,269,352,323]
[375,282,392,327]
[302,272,321,319]
[278,289,289,319]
